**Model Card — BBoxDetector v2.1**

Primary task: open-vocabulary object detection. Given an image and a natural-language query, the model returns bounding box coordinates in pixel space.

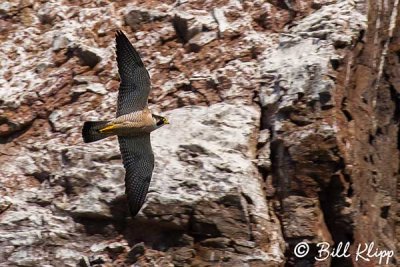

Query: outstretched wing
[118,134,154,217]
[115,30,151,117]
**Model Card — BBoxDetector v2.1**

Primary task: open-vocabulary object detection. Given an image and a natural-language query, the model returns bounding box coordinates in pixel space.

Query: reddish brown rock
[0,0,399,266]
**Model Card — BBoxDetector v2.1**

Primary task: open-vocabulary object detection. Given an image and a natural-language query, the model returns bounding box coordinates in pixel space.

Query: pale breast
[111,108,156,136]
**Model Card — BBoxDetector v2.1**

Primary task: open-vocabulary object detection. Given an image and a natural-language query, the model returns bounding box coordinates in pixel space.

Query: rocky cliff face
[0,0,398,266]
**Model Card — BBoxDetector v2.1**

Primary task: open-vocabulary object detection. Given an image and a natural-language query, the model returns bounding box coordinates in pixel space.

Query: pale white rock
[52,34,70,51]
[54,248,82,267]
[1,102,284,264]
[90,242,109,253]
[259,1,366,114]
[261,38,336,111]
[86,83,107,95]
[0,196,12,213]
[212,8,229,34]
[190,10,218,31]
[0,196,79,266]
[144,103,283,262]
[108,241,129,253]
[0,1,18,15]
[7,248,45,267]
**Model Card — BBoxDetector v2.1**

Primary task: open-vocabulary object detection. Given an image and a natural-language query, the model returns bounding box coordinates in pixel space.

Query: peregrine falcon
[82,30,169,217]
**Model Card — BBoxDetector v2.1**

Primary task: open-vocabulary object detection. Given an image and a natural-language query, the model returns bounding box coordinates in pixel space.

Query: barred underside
[115,30,151,117]
[118,134,154,216]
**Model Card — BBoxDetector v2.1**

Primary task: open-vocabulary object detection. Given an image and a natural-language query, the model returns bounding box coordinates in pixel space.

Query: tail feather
[82,121,111,143]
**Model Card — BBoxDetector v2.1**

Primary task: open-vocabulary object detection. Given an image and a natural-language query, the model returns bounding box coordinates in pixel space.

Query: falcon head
[152,114,169,128]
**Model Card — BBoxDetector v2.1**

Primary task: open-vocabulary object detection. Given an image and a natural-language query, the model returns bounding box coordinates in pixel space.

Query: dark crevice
[368,133,375,144]
[392,84,400,150]
[270,139,293,202]
[376,126,383,135]
[330,57,341,70]
[32,171,51,183]
[73,216,117,235]
[0,120,35,144]
[239,192,256,242]
[357,29,366,43]
[319,173,355,267]
[347,183,354,198]
[342,109,353,121]
[240,192,254,206]
[72,206,192,254]
[61,149,71,166]
[341,97,353,121]
[63,177,74,195]
[261,103,279,130]
[380,205,390,219]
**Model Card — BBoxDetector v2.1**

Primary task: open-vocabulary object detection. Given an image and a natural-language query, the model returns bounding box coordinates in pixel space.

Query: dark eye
[156,119,163,126]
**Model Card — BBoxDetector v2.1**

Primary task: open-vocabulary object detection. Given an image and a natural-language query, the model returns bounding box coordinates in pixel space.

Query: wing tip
[114,29,146,70]
[115,29,124,36]
[128,206,141,217]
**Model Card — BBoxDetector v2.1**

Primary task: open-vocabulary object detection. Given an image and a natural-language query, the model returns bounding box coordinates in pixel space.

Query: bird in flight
[82,30,169,217]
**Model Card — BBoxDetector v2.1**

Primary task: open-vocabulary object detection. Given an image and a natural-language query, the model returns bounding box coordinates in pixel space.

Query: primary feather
[115,30,151,116]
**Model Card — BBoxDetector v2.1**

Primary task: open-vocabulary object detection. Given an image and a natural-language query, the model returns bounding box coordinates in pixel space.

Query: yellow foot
[99,124,116,133]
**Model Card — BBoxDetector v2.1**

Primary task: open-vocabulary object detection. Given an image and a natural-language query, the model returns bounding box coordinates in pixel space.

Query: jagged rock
[257,145,271,172]
[0,195,80,266]
[124,8,167,31]
[52,34,70,52]
[187,31,218,52]
[0,108,36,137]
[127,242,145,262]
[78,256,91,267]
[107,241,128,253]
[260,37,336,114]
[282,196,332,240]
[7,249,45,267]
[0,2,19,18]
[55,248,83,267]
[144,103,283,263]
[0,196,12,213]
[173,11,203,42]
[73,75,100,85]
[88,254,107,265]
[200,237,232,248]
[212,8,229,35]
[90,242,109,253]
[72,45,102,68]
[258,129,270,145]
[172,10,217,43]
[171,247,195,266]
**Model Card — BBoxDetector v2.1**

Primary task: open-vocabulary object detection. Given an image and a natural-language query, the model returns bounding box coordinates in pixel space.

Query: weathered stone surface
[187,31,218,52]
[173,11,203,43]
[257,1,399,266]
[125,7,167,31]
[0,102,284,266]
[333,1,400,266]
[0,0,399,266]
[282,196,332,240]
[212,8,229,35]
[173,10,218,43]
